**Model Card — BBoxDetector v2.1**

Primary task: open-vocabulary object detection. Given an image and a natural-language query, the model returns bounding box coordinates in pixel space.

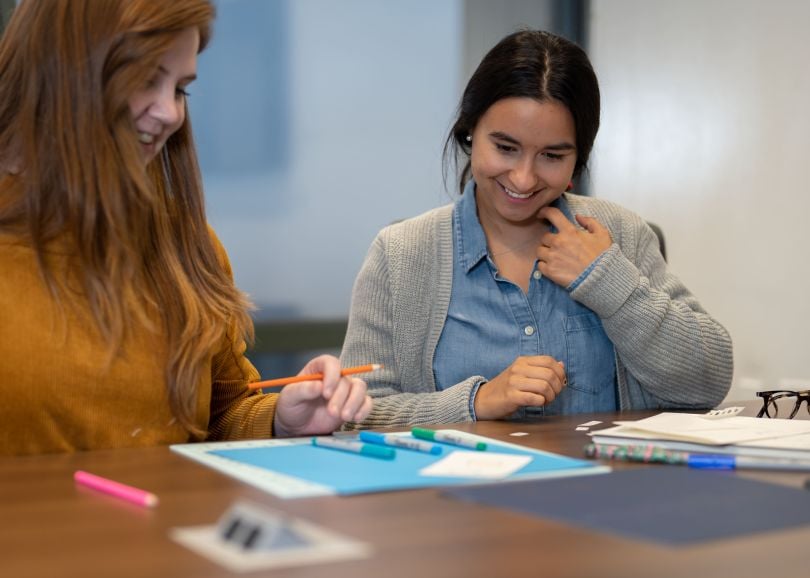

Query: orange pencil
[248,363,382,389]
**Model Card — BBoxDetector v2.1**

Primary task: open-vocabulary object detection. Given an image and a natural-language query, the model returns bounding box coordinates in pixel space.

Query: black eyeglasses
[756,390,810,419]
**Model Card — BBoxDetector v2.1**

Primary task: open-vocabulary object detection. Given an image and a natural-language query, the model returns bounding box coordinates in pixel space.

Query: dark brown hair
[444,29,600,193]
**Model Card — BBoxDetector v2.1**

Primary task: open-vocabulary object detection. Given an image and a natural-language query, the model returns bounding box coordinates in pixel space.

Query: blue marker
[688,454,810,472]
[687,455,736,470]
[359,431,443,455]
[311,436,395,460]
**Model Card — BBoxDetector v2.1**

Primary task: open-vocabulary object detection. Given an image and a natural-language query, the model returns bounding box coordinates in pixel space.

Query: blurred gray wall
[196,0,558,322]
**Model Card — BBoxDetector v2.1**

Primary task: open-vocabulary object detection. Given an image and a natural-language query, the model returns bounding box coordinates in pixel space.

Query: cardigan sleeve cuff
[467,377,488,421]
[569,243,640,318]
[566,251,607,292]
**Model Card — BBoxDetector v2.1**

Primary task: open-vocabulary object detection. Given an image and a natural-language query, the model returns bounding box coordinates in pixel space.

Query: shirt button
[533,269,542,280]
[524,325,535,336]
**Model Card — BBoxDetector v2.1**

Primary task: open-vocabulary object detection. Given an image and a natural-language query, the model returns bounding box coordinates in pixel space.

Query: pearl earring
[465,134,472,143]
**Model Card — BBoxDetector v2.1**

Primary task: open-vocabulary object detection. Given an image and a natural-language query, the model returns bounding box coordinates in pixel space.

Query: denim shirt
[433,182,617,416]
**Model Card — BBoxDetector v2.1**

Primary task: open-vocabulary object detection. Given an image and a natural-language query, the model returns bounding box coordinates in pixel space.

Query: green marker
[311,436,395,460]
[411,428,487,451]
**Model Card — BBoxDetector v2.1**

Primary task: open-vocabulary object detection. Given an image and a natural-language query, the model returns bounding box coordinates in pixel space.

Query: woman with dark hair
[0,0,371,456]
[341,30,732,427]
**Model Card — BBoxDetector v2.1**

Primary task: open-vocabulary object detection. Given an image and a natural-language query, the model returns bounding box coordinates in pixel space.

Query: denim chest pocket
[563,311,616,396]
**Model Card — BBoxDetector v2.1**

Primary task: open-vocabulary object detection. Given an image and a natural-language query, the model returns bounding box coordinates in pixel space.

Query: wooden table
[2,409,808,578]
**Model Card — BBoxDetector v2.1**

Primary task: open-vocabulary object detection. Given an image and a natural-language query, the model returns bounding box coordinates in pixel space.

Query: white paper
[743,431,810,451]
[419,451,532,479]
[597,412,810,445]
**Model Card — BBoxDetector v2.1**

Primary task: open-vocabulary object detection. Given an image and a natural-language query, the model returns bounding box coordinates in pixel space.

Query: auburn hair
[0,0,253,438]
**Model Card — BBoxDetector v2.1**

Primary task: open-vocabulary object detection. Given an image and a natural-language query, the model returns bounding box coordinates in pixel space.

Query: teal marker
[411,428,487,451]
[359,431,443,455]
[311,436,395,460]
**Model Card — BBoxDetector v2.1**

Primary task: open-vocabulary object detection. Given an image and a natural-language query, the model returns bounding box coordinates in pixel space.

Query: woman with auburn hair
[0,0,371,456]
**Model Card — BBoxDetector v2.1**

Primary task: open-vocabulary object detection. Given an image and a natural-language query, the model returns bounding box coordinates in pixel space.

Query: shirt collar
[548,193,575,232]
[454,179,576,274]
[455,180,489,273]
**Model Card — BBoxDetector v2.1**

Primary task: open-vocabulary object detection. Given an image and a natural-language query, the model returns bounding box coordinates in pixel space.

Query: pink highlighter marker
[74,470,159,508]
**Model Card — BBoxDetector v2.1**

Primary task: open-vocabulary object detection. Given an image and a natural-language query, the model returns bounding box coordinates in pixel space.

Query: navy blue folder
[445,467,810,545]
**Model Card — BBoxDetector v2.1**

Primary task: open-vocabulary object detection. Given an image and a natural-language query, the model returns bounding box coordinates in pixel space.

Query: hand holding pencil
[271,355,375,437]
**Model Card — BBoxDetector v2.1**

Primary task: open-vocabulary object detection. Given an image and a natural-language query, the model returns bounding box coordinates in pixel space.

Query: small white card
[702,406,745,419]
[577,420,603,428]
[170,522,371,573]
[170,500,371,573]
[419,451,532,479]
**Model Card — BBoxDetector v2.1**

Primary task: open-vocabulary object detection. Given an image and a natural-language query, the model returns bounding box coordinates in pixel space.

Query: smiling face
[127,27,199,164]
[470,97,577,228]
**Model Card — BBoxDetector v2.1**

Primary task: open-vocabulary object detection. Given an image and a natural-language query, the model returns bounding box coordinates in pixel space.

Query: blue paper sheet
[171,432,609,498]
[446,467,810,545]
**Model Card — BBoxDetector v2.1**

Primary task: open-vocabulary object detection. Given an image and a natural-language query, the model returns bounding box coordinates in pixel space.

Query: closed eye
[495,142,517,154]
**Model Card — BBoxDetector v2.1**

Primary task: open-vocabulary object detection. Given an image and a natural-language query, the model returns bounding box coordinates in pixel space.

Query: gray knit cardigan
[341,193,733,428]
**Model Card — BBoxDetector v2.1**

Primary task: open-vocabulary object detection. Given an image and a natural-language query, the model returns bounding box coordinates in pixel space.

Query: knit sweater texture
[0,230,275,456]
[341,193,733,428]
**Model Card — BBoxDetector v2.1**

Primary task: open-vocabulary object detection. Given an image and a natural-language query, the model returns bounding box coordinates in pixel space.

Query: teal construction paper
[208,436,603,495]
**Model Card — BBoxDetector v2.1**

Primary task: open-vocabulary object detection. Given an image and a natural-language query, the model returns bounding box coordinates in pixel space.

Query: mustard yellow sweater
[0,231,277,456]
